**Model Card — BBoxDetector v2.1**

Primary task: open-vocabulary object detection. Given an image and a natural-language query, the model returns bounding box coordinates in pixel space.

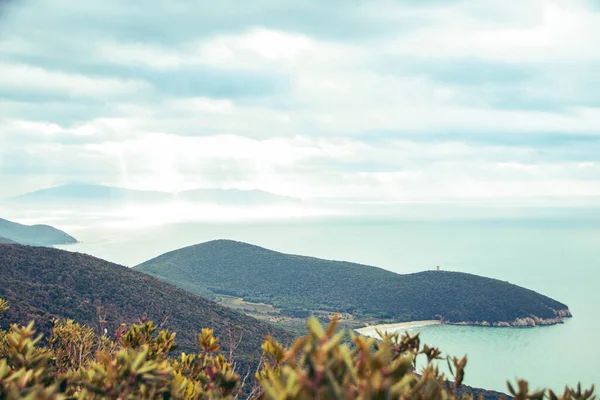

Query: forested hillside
[136,240,571,326]
[0,244,289,366]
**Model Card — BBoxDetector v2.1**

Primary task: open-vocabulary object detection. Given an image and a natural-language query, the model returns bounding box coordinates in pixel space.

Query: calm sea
[25,208,600,393]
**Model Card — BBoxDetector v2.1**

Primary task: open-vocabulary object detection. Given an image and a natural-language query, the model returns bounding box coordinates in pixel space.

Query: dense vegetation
[135,240,570,325]
[0,244,288,369]
[0,217,77,246]
[2,298,593,399]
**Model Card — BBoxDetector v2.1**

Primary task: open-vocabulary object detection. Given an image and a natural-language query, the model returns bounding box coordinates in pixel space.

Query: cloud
[0,62,152,100]
[0,0,599,205]
[2,132,599,203]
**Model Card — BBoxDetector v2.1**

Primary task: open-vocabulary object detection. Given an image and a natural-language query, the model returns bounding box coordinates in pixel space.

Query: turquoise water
[41,211,600,393]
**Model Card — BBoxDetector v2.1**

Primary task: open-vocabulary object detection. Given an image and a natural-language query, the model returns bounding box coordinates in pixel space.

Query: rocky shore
[359,309,573,334]
[447,309,572,327]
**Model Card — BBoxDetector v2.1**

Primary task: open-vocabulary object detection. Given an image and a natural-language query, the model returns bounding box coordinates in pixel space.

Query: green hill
[135,239,571,326]
[0,244,289,366]
[0,217,77,246]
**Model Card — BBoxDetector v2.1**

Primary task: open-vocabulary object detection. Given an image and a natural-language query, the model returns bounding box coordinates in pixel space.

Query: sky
[1,0,599,203]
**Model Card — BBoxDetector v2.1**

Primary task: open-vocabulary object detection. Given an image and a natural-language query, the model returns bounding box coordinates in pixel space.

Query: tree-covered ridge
[0,244,288,368]
[135,240,570,325]
[0,217,77,246]
[0,299,594,399]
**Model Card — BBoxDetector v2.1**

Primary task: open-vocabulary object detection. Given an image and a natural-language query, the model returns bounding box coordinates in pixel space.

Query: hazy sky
[1,0,599,202]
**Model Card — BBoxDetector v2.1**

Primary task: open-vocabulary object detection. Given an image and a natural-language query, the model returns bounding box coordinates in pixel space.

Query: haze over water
[12,204,593,394]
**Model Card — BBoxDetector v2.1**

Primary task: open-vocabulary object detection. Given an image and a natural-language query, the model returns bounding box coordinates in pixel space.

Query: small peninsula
[135,239,571,329]
[0,217,77,246]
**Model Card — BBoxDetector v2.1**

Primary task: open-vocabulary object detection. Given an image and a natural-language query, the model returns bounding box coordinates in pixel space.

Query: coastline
[355,320,441,337]
[355,309,572,336]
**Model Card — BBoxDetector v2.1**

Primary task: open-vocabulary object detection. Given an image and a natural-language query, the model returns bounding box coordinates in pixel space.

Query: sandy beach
[355,320,441,337]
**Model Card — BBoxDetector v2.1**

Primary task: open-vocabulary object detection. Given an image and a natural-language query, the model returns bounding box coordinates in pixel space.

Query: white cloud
[0,0,599,205]
[5,131,597,202]
[0,62,152,98]
[87,28,315,71]
[94,42,185,70]
[202,28,314,62]
[382,0,600,65]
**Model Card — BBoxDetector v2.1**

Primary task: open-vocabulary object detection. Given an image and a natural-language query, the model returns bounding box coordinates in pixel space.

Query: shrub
[0,298,595,399]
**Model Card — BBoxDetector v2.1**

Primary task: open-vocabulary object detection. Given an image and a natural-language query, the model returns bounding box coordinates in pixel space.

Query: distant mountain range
[135,239,571,327]
[0,217,77,246]
[4,184,297,205]
[0,244,289,366]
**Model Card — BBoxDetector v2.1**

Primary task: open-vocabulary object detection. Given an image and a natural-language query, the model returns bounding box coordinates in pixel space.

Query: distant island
[135,239,572,329]
[0,217,77,246]
[3,183,298,206]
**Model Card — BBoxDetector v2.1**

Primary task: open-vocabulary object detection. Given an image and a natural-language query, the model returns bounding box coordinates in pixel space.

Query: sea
[4,203,599,393]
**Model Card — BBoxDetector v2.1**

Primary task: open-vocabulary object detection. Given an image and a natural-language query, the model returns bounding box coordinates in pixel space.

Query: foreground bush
[0,298,595,399]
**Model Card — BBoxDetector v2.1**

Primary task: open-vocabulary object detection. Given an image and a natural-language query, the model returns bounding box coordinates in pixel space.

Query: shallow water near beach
[31,208,600,393]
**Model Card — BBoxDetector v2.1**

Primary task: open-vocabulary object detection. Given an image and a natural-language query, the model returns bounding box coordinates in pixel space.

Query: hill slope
[0,236,16,244]
[0,244,289,365]
[135,240,571,327]
[0,218,77,246]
